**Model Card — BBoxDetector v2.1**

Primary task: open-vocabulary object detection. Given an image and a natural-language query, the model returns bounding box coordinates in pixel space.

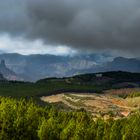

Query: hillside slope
[0,71,140,98]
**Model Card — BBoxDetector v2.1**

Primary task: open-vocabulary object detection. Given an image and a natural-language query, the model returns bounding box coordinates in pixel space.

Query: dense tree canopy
[0,97,140,140]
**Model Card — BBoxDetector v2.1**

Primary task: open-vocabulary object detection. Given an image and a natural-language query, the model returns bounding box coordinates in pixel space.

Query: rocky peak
[0,59,19,80]
[0,59,6,68]
[0,73,5,80]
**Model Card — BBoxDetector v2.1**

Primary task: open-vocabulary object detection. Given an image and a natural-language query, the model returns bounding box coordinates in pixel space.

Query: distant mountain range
[0,53,139,81]
[82,57,140,74]
[105,57,140,72]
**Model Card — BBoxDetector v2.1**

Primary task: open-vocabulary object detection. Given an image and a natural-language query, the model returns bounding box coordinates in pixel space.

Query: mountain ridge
[0,53,139,81]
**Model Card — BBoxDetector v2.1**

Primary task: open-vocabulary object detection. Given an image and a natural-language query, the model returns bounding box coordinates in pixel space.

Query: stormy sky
[0,0,140,57]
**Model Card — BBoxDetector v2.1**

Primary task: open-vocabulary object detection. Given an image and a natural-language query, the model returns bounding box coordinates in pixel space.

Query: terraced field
[41,89,140,119]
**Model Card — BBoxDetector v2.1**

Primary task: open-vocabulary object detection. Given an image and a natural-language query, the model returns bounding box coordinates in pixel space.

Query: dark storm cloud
[1,0,140,56]
[27,0,140,56]
[0,0,28,35]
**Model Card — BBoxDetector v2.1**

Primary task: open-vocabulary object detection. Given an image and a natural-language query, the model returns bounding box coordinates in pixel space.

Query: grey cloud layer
[0,0,140,56]
[0,0,28,35]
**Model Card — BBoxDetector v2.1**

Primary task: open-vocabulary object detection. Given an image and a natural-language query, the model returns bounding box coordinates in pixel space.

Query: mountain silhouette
[0,59,20,81]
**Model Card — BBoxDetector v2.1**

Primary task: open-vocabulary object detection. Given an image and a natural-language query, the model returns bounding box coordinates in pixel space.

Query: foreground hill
[0,71,140,98]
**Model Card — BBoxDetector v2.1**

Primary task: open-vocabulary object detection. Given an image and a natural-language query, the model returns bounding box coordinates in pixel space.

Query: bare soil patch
[41,91,140,119]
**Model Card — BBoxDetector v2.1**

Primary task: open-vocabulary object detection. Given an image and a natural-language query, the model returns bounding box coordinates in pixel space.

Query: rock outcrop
[0,73,5,81]
[0,60,19,81]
